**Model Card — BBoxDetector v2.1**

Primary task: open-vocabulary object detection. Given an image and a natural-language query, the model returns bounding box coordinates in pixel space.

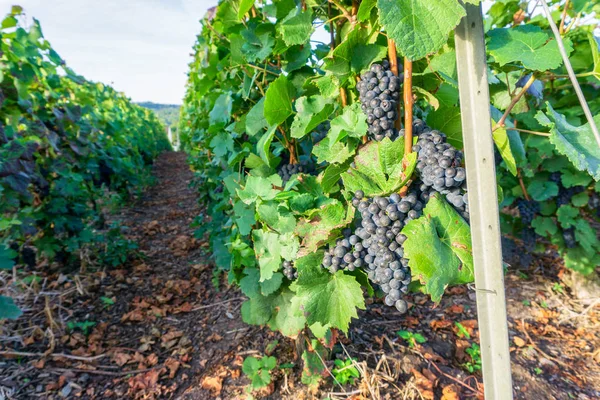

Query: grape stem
[517,168,531,201]
[506,127,550,137]
[558,0,570,35]
[387,39,402,131]
[495,74,536,129]
[277,126,297,164]
[400,58,413,197]
[328,0,354,24]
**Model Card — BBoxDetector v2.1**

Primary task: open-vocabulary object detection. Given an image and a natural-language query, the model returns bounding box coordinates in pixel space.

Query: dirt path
[1,152,599,400]
[0,152,256,399]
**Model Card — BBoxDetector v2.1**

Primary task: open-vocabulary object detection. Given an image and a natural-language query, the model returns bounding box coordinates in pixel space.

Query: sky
[1,0,218,104]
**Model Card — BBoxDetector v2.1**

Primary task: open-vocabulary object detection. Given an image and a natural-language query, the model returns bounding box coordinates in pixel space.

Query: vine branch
[496,74,536,129]
[387,39,402,131]
[559,0,570,35]
[539,0,600,148]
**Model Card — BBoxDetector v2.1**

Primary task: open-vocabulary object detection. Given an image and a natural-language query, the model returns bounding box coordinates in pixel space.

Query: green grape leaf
[341,138,416,197]
[563,247,600,275]
[257,125,278,167]
[402,194,474,303]
[312,137,355,165]
[237,174,282,204]
[252,230,282,282]
[557,205,579,228]
[328,103,368,142]
[209,93,233,125]
[0,296,21,320]
[240,267,261,298]
[531,216,558,237]
[264,75,295,127]
[314,74,341,98]
[238,0,255,19]
[209,132,234,158]
[268,290,306,337]
[291,95,334,139]
[292,268,365,333]
[241,294,275,325]
[426,105,463,149]
[574,219,600,255]
[233,201,256,236]
[241,24,276,62]
[527,180,559,201]
[324,27,385,80]
[536,103,600,180]
[0,245,17,270]
[561,169,593,188]
[571,192,589,207]
[357,0,377,22]
[261,272,283,296]
[257,201,296,233]
[295,200,354,256]
[279,10,314,47]
[492,123,517,176]
[377,0,466,60]
[487,25,573,71]
[319,161,351,193]
[246,97,268,136]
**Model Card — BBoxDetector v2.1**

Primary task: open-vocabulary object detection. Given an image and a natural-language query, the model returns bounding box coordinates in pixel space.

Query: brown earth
[1,152,598,400]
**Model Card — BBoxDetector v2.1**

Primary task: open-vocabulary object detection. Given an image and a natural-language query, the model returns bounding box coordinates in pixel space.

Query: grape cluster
[277,160,315,184]
[357,60,402,141]
[321,228,367,274]
[413,124,469,219]
[562,227,576,248]
[282,260,297,280]
[516,199,540,225]
[556,185,584,207]
[311,121,330,144]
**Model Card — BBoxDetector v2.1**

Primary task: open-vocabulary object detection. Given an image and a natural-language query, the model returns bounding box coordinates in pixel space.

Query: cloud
[6,0,217,103]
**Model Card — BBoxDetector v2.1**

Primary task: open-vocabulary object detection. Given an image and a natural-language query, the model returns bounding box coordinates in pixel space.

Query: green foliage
[0,296,22,319]
[332,358,360,385]
[242,355,277,391]
[397,330,427,348]
[0,8,170,319]
[66,320,96,335]
[178,0,600,348]
[462,343,482,374]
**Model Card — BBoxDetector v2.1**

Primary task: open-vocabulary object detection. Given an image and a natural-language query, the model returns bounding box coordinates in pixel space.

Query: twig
[517,168,531,201]
[506,127,550,137]
[191,296,246,311]
[496,74,536,128]
[388,39,401,131]
[328,0,353,23]
[539,0,600,148]
[559,0,570,35]
[48,366,162,377]
[0,351,106,362]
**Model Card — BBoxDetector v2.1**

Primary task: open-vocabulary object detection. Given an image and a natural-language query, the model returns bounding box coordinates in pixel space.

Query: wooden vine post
[454,3,513,399]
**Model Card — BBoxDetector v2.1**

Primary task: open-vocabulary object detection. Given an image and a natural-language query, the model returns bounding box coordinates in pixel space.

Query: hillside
[137,101,180,128]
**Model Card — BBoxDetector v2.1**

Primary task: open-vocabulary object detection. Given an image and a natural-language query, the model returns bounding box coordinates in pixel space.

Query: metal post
[454,3,513,399]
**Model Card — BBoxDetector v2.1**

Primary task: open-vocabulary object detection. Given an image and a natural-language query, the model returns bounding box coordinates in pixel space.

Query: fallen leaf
[201,376,223,395]
[513,336,526,347]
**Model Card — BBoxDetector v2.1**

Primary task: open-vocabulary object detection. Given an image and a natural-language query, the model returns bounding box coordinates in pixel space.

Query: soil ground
[1,152,599,400]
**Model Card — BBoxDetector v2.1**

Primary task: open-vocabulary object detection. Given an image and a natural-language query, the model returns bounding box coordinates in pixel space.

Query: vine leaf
[377,0,466,60]
[0,245,16,270]
[491,123,517,176]
[0,296,21,320]
[295,200,354,256]
[252,230,298,282]
[264,75,295,127]
[267,289,306,337]
[312,137,355,165]
[237,174,282,204]
[426,105,463,149]
[291,95,334,139]
[487,25,573,71]
[279,10,314,47]
[357,0,377,22]
[402,194,473,303]
[341,138,416,196]
[209,93,233,125]
[536,103,600,180]
[238,0,255,20]
[233,201,256,236]
[328,103,368,143]
[246,97,268,136]
[291,265,365,334]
